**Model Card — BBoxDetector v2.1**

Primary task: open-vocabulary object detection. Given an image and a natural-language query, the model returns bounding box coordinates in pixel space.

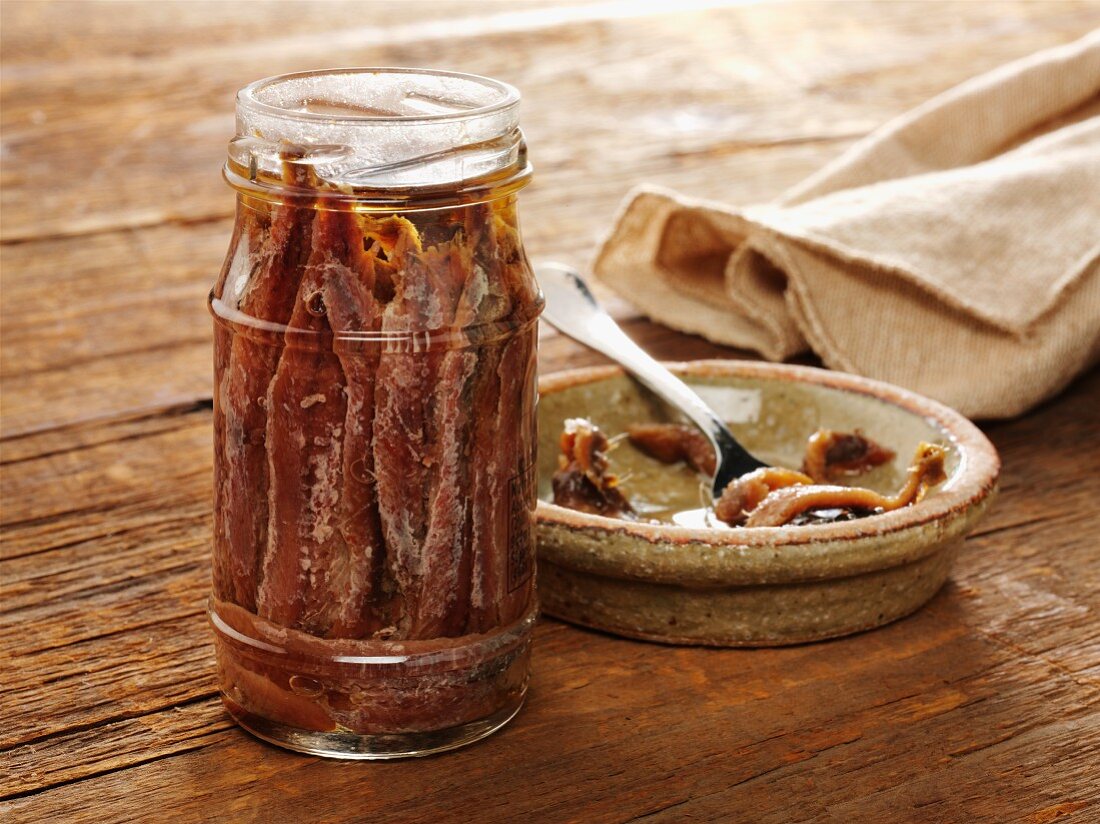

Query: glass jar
[207,69,542,759]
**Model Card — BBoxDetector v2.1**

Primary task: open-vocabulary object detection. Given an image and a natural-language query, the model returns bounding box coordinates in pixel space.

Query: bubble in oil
[288,675,324,697]
[305,290,327,316]
[350,458,374,484]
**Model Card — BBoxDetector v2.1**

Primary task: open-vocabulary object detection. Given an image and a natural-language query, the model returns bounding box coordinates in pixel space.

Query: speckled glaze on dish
[535,360,1000,646]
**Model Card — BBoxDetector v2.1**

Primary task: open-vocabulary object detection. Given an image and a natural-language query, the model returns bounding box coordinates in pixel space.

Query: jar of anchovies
[208,69,542,758]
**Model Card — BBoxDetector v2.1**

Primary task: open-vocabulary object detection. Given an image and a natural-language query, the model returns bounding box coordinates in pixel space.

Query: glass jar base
[221,689,526,760]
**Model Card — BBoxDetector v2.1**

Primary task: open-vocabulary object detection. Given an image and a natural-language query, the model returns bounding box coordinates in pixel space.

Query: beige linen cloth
[594,30,1100,419]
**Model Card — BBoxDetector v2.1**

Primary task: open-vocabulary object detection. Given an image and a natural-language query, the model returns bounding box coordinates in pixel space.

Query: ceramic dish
[535,360,1000,646]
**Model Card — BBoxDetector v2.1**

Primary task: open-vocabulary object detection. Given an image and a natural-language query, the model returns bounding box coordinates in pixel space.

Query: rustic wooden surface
[2,1,1099,821]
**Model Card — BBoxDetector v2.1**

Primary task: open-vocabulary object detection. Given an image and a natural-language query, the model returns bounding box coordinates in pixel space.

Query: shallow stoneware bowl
[535,360,1000,646]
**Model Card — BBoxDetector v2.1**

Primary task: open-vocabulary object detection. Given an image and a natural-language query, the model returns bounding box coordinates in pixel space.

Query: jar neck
[225,68,530,210]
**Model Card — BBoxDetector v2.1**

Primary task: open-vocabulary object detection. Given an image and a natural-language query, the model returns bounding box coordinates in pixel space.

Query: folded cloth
[593,30,1100,419]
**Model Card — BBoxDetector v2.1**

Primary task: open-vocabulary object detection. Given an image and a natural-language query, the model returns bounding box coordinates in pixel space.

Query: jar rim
[237,67,521,126]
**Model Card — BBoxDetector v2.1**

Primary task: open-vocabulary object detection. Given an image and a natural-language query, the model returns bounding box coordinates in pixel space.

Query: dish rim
[536,360,1000,552]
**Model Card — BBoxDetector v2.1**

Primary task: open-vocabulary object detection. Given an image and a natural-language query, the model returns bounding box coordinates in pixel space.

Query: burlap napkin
[594,30,1100,419]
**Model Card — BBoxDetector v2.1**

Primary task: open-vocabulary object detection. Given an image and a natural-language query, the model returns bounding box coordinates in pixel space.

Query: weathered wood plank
[0,268,744,439]
[1,369,1097,810]
[0,700,234,802]
[2,1,1093,240]
[0,1,588,66]
[0,325,745,751]
[0,221,228,376]
[0,142,819,437]
[0,400,212,466]
[0,615,216,755]
[0,418,210,529]
[2,611,1095,821]
[4,1,1094,434]
[3,1,1100,820]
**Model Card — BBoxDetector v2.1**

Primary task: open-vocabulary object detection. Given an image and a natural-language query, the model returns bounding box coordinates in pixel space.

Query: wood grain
[2,1,1098,821]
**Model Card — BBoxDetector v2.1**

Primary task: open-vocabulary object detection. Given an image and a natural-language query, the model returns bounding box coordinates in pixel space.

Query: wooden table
[3,2,1098,821]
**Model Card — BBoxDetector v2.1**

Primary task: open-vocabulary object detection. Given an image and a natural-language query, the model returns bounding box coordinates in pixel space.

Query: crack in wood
[626,796,692,822]
[0,211,232,248]
[0,398,213,448]
[0,508,207,562]
[4,609,207,659]
[0,729,229,802]
[665,130,866,160]
[968,513,1062,539]
[10,337,213,381]
[0,693,222,757]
